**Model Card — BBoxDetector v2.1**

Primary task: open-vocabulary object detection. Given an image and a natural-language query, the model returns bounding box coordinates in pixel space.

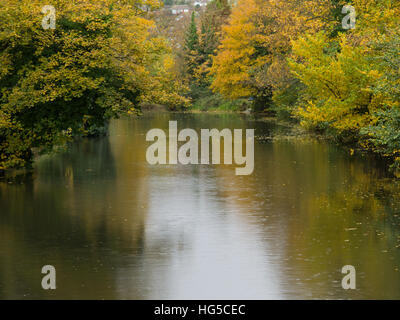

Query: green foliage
[272,79,305,121]
[205,0,400,172]
[0,0,187,171]
[288,0,400,171]
[182,0,231,109]
[192,91,247,112]
[361,108,400,156]
[185,12,199,52]
[359,29,400,171]
[183,12,200,84]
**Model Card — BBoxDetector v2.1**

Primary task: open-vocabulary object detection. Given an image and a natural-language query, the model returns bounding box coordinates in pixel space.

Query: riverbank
[0,108,395,181]
[180,108,397,177]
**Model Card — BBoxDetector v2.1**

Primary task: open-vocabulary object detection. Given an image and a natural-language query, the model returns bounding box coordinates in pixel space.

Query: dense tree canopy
[209,0,334,110]
[205,0,400,172]
[289,0,400,169]
[2,0,400,173]
[0,0,187,171]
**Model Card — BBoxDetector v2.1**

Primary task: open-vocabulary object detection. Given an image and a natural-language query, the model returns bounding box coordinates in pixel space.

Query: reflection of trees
[213,132,400,299]
[2,114,400,299]
[264,139,400,299]
[284,159,400,299]
[0,122,150,299]
[112,113,287,299]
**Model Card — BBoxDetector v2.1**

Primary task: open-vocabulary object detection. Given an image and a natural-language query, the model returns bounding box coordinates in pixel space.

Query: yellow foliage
[210,0,333,99]
[290,0,400,137]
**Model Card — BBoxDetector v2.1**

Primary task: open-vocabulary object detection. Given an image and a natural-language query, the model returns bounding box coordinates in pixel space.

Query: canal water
[1,113,400,299]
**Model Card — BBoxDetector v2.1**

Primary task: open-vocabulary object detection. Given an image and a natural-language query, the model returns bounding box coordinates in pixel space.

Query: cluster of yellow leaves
[208,0,400,171]
[209,0,334,99]
[0,0,187,170]
[290,0,400,135]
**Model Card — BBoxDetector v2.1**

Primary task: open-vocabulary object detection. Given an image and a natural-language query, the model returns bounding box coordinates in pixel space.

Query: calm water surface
[1,113,400,299]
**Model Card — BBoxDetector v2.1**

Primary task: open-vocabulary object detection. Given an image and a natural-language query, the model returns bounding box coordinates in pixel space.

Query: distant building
[170,5,190,15]
[194,0,208,7]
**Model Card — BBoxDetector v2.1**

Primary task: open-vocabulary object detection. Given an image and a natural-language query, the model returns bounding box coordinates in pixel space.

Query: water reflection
[1,113,400,299]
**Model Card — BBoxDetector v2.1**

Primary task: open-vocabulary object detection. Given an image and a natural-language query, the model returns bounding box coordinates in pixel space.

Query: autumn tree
[289,0,400,170]
[184,11,200,82]
[209,0,333,111]
[178,0,238,109]
[0,0,187,171]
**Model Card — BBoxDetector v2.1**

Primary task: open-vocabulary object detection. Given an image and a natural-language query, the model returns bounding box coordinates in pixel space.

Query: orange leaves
[210,0,334,100]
